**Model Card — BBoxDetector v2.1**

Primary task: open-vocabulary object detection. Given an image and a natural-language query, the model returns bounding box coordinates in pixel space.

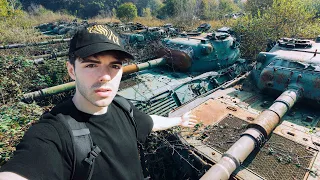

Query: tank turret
[159,31,241,72]
[253,38,320,101]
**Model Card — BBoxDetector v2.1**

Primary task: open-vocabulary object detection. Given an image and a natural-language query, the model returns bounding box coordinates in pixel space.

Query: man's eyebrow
[80,58,122,65]
[110,61,123,65]
[80,58,100,64]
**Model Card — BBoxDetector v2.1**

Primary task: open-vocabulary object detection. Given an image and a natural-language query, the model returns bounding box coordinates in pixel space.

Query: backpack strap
[57,114,101,180]
[113,95,137,138]
[113,95,149,178]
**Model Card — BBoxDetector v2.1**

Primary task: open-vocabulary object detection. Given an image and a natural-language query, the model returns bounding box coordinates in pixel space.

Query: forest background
[0,0,320,165]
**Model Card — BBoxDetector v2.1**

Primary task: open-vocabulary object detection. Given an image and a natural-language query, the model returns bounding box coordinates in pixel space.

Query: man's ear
[66,61,76,80]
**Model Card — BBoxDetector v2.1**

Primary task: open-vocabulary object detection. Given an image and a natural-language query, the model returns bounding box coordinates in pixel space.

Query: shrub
[116,2,137,22]
[232,0,319,60]
[0,101,43,165]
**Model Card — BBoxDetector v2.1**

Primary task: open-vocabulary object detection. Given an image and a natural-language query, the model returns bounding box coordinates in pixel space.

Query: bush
[116,2,137,22]
[0,55,70,104]
[0,101,43,165]
[0,0,9,17]
[232,0,319,60]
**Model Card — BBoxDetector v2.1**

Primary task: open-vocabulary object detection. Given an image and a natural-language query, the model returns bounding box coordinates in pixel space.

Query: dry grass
[128,17,226,32]
[88,16,120,24]
[0,9,75,44]
[0,8,232,45]
[0,14,38,44]
[30,12,76,26]
[133,17,166,27]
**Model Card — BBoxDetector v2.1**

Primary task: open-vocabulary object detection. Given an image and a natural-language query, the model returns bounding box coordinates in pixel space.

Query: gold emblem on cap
[87,25,120,46]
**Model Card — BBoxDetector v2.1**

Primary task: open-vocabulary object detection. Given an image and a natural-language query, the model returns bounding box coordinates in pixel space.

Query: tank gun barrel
[200,87,302,180]
[0,38,70,49]
[22,58,166,102]
[122,57,166,74]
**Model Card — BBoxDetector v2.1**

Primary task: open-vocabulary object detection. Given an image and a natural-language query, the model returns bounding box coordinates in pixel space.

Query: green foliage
[245,0,273,17]
[263,0,316,38]
[0,52,71,164]
[116,2,137,22]
[157,0,177,19]
[147,0,163,16]
[38,58,70,86]
[0,101,43,165]
[0,0,9,17]
[219,0,241,18]
[28,4,53,16]
[232,0,320,59]
[0,55,69,104]
[142,8,152,18]
[158,0,199,24]
[0,56,40,103]
[0,0,23,17]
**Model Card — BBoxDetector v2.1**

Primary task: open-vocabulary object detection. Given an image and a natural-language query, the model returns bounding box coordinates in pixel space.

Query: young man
[0,24,198,180]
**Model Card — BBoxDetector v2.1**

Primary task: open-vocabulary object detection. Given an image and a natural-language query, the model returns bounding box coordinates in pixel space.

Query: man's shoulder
[49,98,75,116]
[37,98,75,130]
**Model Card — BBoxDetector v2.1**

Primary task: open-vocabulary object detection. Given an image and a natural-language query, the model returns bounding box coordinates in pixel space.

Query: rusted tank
[166,37,320,180]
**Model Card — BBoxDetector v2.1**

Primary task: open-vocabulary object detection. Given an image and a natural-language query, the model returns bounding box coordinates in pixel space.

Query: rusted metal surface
[202,88,300,180]
[180,103,320,180]
[251,110,280,136]
[122,64,139,75]
[198,114,317,180]
[157,48,192,71]
[175,86,320,180]
[191,99,258,126]
[313,77,320,89]
[253,38,320,101]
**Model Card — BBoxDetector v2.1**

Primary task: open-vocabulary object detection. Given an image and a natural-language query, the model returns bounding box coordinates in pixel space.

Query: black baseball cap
[69,24,134,60]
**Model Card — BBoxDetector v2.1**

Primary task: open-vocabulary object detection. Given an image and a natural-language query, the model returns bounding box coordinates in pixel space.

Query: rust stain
[313,77,320,89]
[260,70,273,82]
[191,99,258,126]
[227,106,237,111]
[275,72,287,84]
[243,95,260,104]
[247,117,255,121]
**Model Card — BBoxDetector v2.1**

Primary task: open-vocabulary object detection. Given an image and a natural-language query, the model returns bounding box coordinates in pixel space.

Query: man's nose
[98,68,112,82]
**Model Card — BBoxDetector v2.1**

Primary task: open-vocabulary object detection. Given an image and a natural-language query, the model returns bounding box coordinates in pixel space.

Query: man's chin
[94,100,112,107]
[93,97,114,107]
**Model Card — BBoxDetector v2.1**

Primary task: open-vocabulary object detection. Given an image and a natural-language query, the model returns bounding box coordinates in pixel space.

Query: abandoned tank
[168,37,320,180]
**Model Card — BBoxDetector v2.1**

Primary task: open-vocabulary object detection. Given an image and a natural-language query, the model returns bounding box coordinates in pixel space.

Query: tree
[142,7,151,18]
[174,0,198,20]
[147,0,163,16]
[0,0,9,17]
[136,0,149,16]
[199,0,219,19]
[116,2,137,22]
[263,0,316,37]
[233,0,318,59]
[0,0,22,17]
[245,0,273,17]
[219,0,240,18]
[7,0,21,14]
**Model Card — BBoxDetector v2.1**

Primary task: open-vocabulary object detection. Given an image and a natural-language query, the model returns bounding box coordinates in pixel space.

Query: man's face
[67,52,123,108]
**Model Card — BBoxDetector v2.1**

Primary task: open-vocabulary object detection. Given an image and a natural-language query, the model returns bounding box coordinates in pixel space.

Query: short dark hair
[68,52,77,66]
